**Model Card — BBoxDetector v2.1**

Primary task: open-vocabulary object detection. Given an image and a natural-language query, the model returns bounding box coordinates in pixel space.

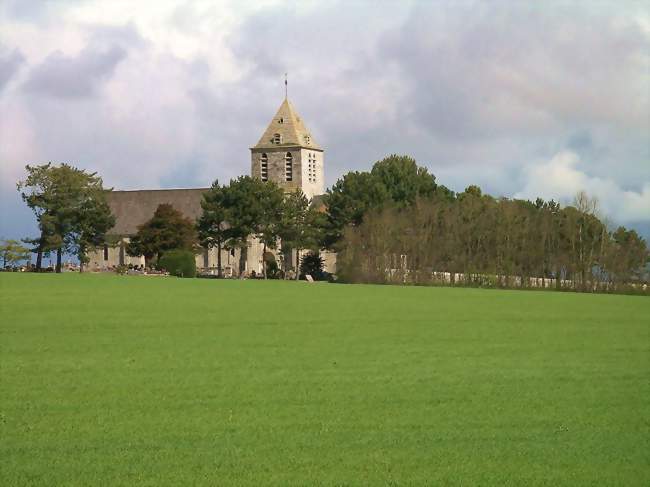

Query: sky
[1,0,649,242]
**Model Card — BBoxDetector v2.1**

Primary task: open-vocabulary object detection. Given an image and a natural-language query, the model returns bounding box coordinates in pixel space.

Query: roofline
[109,187,211,193]
[250,146,324,152]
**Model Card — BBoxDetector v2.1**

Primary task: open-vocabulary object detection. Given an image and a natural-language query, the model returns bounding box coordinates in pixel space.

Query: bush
[300,252,325,281]
[158,249,196,278]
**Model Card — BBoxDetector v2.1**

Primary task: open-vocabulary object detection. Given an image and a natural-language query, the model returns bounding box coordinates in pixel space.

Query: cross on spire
[284,72,288,99]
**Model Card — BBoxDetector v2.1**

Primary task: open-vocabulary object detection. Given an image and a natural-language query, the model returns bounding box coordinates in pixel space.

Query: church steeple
[252,98,322,151]
[250,97,325,199]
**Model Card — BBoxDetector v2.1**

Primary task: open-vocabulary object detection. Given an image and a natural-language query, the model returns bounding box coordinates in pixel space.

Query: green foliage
[265,256,280,279]
[337,192,649,293]
[158,249,197,278]
[114,264,128,275]
[2,274,649,485]
[300,252,324,280]
[323,154,438,248]
[17,163,115,272]
[218,176,284,278]
[0,239,31,267]
[127,204,197,263]
[370,154,437,205]
[196,180,231,277]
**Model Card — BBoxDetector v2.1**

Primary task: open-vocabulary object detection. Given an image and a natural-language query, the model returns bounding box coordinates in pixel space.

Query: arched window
[260,153,268,182]
[285,152,293,181]
[273,133,282,144]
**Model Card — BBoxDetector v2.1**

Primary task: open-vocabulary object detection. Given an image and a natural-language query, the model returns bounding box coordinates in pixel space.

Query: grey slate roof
[107,188,208,236]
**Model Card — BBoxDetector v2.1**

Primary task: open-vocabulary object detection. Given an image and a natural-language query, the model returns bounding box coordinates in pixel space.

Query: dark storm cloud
[0,47,25,91]
[23,44,127,98]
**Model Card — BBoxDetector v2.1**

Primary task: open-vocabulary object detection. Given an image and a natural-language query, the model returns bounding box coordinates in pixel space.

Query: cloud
[0,47,25,91]
[22,44,126,98]
[514,151,650,224]
[0,0,648,241]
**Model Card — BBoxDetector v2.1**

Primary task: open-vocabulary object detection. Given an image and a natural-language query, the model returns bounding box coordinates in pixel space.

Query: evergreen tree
[17,163,115,273]
[196,181,231,277]
[127,204,197,264]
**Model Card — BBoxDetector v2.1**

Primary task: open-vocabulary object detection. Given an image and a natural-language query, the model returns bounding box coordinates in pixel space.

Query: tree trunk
[36,245,43,271]
[239,245,247,277]
[56,248,62,273]
[217,243,222,278]
[295,248,300,281]
[262,242,267,279]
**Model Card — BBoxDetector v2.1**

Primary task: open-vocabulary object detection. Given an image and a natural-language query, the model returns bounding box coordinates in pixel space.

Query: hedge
[158,249,196,278]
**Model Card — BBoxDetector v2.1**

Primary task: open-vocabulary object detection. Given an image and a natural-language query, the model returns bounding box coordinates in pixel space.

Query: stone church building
[87,97,334,276]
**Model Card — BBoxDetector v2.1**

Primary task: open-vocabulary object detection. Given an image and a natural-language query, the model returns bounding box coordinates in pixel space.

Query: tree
[17,163,115,273]
[69,185,115,272]
[608,227,649,283]
[278,189,323,279]
[196,181,231,277]
[323,155,440,249]
[223,176,284,279]
[370,154,437,205]
[17,164,59,270]
[323,171,388,248]
[300,252,325,280]
[0,239,32,268]
[127,204,197,264]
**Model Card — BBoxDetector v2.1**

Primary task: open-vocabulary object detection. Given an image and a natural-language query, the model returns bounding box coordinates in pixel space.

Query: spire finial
[284,72,288,99]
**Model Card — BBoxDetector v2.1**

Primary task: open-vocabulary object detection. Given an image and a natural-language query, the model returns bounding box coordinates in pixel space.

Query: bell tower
[250,97,324,199]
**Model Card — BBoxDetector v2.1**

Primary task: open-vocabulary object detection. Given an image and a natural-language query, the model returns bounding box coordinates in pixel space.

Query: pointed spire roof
[252,98,322,150]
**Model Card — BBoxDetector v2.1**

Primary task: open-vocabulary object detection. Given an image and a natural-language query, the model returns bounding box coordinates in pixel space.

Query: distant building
[87,96,335,275]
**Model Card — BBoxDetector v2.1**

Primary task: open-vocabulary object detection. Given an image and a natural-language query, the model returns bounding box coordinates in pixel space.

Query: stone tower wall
[251,147,324,199]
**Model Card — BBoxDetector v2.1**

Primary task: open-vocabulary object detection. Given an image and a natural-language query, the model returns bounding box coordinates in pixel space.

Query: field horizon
[1,273,648,485]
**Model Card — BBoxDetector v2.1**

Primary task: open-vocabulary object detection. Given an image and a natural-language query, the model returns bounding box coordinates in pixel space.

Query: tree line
[324,157,649,292]
[16,157,649,292]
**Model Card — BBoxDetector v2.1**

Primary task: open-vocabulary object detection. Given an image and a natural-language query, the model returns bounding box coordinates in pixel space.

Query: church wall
[251,147,303,194]
[321,250,337,274]
[300,148,324,199]
[198,246,242,277]
[251,147,325,200]
[86,238,145,270]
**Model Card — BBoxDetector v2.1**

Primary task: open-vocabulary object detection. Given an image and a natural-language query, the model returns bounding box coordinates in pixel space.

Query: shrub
[300,252,325,281]
[158,249,196,278]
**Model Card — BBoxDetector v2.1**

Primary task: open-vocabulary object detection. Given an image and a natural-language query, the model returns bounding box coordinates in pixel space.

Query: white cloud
[515,151,650,224]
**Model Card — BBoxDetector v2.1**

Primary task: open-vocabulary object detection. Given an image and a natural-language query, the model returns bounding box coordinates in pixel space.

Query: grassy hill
[1,274,648,485]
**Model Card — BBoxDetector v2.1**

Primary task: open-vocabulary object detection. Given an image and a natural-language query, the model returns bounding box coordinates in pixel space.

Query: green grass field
[1,274,648,486]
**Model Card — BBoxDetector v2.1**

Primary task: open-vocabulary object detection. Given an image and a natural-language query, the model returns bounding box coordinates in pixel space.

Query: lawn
[1,273,648,486]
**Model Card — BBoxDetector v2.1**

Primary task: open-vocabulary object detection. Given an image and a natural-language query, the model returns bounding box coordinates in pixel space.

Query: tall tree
[127,204,197,264]
[223,176,284,279]
[323,171,388,248]
[72,191,115,272]
[196,181,231,277]
[323,155,444,249]
[278,189,323,279]
[17,163,114,273]
[370,154,438,205]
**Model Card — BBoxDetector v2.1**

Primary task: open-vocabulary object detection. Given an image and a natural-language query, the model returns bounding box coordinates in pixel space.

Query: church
[87,96,335,276]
